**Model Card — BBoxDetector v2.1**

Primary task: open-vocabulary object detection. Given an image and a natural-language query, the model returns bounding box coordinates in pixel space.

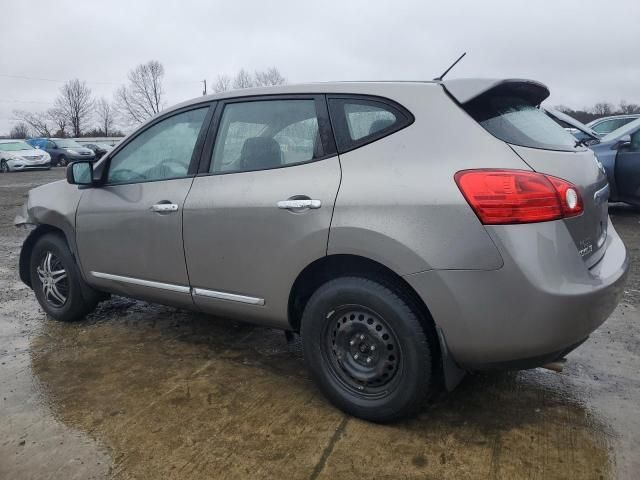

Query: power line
[0,73,202,87]
[0,99,53,105]
[0,73,118,85]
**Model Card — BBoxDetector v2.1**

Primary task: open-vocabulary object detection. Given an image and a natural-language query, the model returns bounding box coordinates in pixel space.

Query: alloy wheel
[36,251,69,307]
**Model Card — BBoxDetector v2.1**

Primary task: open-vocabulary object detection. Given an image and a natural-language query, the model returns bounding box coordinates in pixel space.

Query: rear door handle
[277,199,322,210]
[151,203,179,213]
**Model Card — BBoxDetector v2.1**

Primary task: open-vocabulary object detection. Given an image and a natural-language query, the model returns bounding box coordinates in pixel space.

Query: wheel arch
[289,254,441,350]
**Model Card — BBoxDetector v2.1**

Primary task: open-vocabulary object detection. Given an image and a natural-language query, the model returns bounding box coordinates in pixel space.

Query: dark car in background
[26,138,95,166]
[591,118,640,207]
[79,142,113,160]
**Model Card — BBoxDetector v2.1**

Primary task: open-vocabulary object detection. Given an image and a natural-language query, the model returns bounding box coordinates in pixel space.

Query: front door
[76,106,211,307]
[615,129,640,203]
[183,96,341,327]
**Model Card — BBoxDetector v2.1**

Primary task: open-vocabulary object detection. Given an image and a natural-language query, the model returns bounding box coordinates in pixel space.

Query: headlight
[66,149,79,155]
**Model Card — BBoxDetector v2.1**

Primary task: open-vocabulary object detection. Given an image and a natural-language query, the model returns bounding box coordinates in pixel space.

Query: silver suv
[16,79,629,421]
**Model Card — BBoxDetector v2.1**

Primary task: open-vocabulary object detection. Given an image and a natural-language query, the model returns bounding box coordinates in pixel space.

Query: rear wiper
[574,138,587,148]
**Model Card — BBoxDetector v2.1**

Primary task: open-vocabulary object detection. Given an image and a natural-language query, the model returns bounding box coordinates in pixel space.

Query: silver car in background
[15,79,629,421]
[0,140,51,172]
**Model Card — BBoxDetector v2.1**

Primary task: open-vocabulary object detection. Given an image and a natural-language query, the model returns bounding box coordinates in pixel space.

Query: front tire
[1,160,10,173]
[301,277,435,422]
[29,233,99,322]
[57,155,68,167]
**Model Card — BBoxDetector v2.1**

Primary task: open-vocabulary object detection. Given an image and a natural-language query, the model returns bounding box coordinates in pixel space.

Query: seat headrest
[368,118,395,136]
[240,137,282,171]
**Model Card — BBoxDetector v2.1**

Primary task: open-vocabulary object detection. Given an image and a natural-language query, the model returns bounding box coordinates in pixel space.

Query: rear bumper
[405,218,629,370]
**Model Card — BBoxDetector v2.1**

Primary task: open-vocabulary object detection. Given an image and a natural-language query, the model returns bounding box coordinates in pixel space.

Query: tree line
[553,101,640,124]
[9,62,286,139]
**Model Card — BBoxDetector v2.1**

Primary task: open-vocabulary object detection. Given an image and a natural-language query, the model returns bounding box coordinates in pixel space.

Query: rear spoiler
[441,78,550,106]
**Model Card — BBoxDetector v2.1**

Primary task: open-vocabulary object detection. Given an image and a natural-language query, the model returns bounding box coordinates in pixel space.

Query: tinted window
[211,100,320,173]
[107,108,207,184]
[466,95,580,151]
[328,97,412,153]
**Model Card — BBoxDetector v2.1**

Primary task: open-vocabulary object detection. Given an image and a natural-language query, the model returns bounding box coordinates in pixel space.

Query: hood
[5,148,46,158]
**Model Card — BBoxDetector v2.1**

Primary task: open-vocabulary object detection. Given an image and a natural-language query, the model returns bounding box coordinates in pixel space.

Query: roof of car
[0,139,29,143]
[164,78,548,115]
[588,114,640,125]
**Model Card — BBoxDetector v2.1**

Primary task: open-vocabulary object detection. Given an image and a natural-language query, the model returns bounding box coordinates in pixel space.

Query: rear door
[183,95,340,328]
[615,128,640,202]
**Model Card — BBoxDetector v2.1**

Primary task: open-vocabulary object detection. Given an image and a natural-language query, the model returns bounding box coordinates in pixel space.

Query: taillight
[454,169,583,225]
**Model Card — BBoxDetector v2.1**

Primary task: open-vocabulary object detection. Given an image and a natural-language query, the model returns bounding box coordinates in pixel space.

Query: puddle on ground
[26,298,616,479]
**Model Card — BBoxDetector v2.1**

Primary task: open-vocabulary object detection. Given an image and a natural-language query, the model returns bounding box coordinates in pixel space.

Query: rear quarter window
[465,95,581,152]
[328,96,413,153]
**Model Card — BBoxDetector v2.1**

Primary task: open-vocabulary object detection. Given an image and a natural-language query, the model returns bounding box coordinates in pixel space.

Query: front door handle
[151,203,179,213]
[277,199,322,210]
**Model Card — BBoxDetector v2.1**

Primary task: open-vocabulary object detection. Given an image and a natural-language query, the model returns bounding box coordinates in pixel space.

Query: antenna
[433,52,467,81]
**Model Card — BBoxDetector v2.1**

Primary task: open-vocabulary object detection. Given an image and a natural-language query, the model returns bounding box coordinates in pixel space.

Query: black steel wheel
[302,276,436,422]
[324,305,402,398]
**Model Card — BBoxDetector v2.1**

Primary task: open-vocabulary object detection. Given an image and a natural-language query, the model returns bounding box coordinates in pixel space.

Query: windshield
[55,139,83,148]
[0,141,33,152]
[601,118,640,143]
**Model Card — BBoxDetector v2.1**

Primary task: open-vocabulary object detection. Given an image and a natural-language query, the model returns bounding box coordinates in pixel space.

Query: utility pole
[202,79,207,96]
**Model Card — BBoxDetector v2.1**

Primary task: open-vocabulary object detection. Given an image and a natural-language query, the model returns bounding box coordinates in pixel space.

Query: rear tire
[301,276,435,422]
[29,233,99,322]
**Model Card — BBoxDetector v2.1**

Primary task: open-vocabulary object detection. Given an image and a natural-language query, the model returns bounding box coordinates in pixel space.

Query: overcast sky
[1,0,638,134]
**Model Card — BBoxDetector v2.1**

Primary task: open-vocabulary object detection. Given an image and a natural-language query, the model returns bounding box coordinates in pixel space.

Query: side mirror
[613,134,631,150]
[67,161,94,186]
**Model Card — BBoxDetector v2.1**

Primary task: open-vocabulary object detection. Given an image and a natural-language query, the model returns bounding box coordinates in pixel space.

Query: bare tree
[212,74,232,93]
[619,100,640,115]
[233,68,254,89]
[47,107,68,137]
[95,97,115,136]
[54,79,93,137]
[592,102,614,116]
[254,67,286,87]
[12,110,52,137]
[10,122,30,139]
[116,60,165,125]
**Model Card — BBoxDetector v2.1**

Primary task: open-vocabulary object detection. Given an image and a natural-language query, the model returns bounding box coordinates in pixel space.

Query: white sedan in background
[0,140,51,172]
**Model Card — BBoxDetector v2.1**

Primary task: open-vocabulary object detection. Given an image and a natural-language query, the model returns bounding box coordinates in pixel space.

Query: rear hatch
[443,78,610,267]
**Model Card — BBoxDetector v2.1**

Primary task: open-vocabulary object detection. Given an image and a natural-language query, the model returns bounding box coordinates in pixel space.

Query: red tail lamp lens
[455,169,583,225]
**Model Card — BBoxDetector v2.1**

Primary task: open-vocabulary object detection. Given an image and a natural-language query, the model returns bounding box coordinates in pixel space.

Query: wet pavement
[1,169,639,479]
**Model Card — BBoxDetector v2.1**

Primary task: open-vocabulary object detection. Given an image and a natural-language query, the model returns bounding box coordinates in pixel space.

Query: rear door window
[328,97,413,153]
[210,99,322,173]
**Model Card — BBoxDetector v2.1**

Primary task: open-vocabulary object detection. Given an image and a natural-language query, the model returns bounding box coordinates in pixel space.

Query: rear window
[465,95,581,152]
